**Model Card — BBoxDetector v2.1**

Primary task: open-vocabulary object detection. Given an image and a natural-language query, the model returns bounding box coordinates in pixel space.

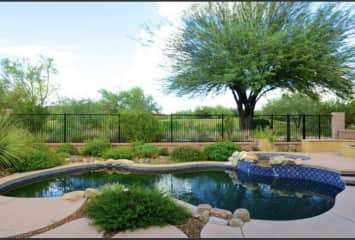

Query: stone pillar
[331,112,345,139]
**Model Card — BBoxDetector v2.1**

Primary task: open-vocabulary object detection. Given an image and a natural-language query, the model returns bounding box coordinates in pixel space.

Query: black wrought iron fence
[8,113,332,143]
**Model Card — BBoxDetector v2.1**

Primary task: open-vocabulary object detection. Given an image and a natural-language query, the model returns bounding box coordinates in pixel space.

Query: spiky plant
[0,115,34,171]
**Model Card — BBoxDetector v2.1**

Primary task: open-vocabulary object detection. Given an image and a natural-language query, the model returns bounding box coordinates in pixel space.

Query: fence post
[221,113,224,141]
[118,114,121,143]
[170,114,173,142]
[286,114,290,142]
[318,114,321,139]
[270,114,274,129]
[63,113,67,143]
[302,114,306,139]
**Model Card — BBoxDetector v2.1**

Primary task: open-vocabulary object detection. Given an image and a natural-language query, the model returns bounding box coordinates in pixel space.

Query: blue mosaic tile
[236,160,345,190]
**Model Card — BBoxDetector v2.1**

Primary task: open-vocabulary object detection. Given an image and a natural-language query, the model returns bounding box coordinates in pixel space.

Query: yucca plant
[0,115,35,171]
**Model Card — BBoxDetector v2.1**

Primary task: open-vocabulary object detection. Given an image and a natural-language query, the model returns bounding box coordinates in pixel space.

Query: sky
[0,2,353,113]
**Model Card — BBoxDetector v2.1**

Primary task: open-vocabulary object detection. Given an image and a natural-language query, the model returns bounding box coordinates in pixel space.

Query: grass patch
[81,138,111,157]
[56,143,79,155]
[102,147,135,160]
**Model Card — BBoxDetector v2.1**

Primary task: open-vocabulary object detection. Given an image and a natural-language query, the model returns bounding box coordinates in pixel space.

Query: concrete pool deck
[0,152,354,238]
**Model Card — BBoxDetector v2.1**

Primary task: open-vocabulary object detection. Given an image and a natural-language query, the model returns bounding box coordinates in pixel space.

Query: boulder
[228,218,244,227]
[199,210,210,223]
[295,192,304,198]
[62,191,85,201]
[196,204,212,214]
[232,151,240,157]
[233,208,250,222]
[210,208,232,219]
[84,188,100,199]
[294,159,303,166]
[244,153,258,161]
[106,159,134,165]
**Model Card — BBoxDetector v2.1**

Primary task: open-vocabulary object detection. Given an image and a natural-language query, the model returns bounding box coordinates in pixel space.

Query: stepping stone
[112,225,187,238]
[33,218,102,238]
[201,223,244,238]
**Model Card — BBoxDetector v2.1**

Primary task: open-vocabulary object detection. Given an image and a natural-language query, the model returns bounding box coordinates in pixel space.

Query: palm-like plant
[0,115,34,170]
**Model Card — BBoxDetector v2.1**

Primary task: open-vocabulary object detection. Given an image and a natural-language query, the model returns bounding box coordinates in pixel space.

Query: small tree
[162,2,355,129]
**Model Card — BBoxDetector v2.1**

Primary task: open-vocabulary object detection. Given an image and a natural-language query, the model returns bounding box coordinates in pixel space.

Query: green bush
[203,142,241,161]
[56,143,78,155]
[102,147,135,160]
[86,184,190,233]
[120,111,162,143]
[170,146,205,162]
[81,138,111,156]
[159,147,169,156]
[132,143,160,158]
[16,143,65,172]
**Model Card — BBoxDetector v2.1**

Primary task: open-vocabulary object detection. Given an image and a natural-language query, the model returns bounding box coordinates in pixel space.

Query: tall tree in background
[99,87,161,113]
[0,55,58,113]
[163,2,355,129]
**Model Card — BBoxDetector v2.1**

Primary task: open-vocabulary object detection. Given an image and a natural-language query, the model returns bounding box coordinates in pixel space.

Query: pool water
[3,170,342,220]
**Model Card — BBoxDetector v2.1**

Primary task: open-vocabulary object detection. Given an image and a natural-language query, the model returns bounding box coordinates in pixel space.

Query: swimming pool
[2,169,343,220]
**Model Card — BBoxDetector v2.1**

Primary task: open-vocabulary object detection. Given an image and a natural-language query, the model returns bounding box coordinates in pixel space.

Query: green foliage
[0,56,58,112]
[0,115,36,170]
[99,87,161,113]
[170,146,205,162]
[254,127,276,143]
[86,184,190,233]
[82,138,111,157]
[175,105,236,115]
[132,143,160,158]
[16,143,65,172]
[159,147,169,156]
[162,2,355,128]
[203,142,241,161]
[252,118,270,130]
[56,143,78,155]
[102,147,135,160]
[120,111,162,143]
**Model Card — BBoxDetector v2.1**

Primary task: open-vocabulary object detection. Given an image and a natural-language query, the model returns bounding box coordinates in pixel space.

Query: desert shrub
[132,143,160,158]
[81,138,111,156]
[102,147,135,160]
[16,143,65,172]
[170,146,205,162]
[0,115,37,171]
[120,111,162,143]
[56,143,78,155]
[203,141,241,161]
[86,184,190,233]
[254,127,276,143]
[159,147,169,156]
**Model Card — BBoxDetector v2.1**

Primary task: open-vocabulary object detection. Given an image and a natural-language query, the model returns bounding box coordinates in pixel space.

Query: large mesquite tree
[163,2,355,129]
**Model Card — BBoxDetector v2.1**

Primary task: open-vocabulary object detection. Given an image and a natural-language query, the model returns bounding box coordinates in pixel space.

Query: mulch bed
[176,217,206,238]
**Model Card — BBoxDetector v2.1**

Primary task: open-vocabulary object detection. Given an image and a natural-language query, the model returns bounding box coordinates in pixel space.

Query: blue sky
[0,2,353,113]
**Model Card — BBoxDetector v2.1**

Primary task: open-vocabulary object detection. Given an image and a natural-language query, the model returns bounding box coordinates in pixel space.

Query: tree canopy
[0,55,57,113]
[163,2,355,128]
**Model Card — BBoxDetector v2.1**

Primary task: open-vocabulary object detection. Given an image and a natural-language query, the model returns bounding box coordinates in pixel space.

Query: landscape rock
[210,208,232,219]
[106,159,134,165]
[199,210,210,223]
[233,208,250,222]
[196,204,212,214]
[84,188,100,199]
[228,218,244,227]
[62,191,85,201]
[208,216,228,225]
[244,153,258,161]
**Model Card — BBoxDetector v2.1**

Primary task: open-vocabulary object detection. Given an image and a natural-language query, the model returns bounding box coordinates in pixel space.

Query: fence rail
[8,113,332,143]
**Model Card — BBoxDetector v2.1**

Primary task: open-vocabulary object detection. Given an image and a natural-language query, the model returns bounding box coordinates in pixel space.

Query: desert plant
[170,146,205,162]
[132,143,160,158]
[16,143,65,172]
[56,143,78,155]
[86,184,190,233]
[102,147,135,160]
[203,142,241,161]
[120,110,162,143]
[81,138,111,156]
[0,115,37,171]
[254,127,276,143]
[159,147,169,156]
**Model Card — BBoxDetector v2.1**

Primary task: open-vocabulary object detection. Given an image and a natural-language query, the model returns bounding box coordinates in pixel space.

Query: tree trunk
[239,109,254,130]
